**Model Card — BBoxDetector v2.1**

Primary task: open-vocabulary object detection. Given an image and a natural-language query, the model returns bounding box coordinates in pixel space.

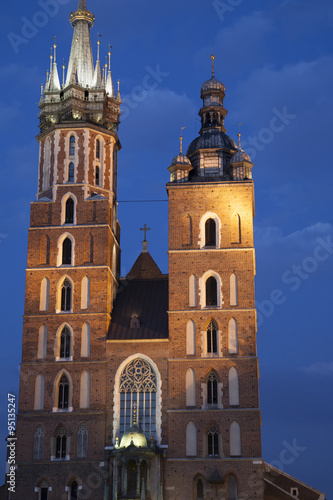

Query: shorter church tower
[166,56,262,499]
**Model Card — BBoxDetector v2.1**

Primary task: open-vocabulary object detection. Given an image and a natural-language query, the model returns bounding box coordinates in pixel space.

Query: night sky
[1,0,332,496]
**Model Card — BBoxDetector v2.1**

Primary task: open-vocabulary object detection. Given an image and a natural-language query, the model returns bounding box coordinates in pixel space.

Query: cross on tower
[140,224,151,242]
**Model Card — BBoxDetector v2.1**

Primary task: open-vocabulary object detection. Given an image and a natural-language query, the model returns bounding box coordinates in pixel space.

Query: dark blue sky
[1,0,332,496]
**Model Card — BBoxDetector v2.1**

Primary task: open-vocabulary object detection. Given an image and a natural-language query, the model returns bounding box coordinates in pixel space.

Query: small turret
[230,132,254,180]
[168,130,193,183]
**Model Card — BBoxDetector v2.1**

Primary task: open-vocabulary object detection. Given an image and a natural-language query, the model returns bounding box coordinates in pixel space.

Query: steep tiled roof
[108,277,168,340]
[126,250,163,280]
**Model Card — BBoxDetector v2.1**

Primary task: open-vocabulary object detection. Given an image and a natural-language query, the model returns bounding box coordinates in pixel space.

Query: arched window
[231,213,241,244]
[185,368,196,407]
[230,273,238,306]
[68,162,75,182]
[127,460,137,496]
[58,374,69,409]
[34,374,45,410]
[189,274,197,307]
[80,370,90,409]
[39,481,50,500]
[70,480,78,499]
[38,324,47,359]
[230,421,241,456]
[77,424,88,458]
[69,135,75,156]
[228,318,238,354]
[207,320,218,355]
[205,218,216,246]
[226,475,238,500]
[62,238,72,265]
[61,279,72,312]
[81,322,90,357]
[186,320,195,355]
[119,358,157,439]
[186,421,197,456]
[96,139,100,159]
[33,426,44,460]
[60,326,71,358]
[95,166,100,186]
[39,277,49,312]
[229,367,239,406]
[182,213,192,246]
[40,235,50,265]
[206,276,217,306]
[207,371,218,405]
[55,427,67,459]
[81,276,90,310]
[65,198,74,224]
[207,425,219,456]
[196,478,204,500]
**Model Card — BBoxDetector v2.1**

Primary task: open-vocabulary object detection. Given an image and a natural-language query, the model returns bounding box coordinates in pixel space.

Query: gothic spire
[105,48,114,96]
[92,39,103,88]
[65,0,95,88]
[48,44,61,91]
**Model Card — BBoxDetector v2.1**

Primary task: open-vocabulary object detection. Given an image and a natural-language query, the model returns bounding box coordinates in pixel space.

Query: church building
[11,1,326,499]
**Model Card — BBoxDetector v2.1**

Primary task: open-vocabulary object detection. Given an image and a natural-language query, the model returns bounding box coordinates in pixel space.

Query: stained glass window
[119,358,157,439]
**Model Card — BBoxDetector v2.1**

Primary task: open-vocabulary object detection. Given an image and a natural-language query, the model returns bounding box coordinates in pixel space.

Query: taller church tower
[16,1,121,498]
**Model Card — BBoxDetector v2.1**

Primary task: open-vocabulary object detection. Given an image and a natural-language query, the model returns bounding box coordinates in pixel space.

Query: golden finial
[133,403,137,425]
[53,43,57,64]
[97,35,101,62]
[108,45,112,71]
[62,59,66,86]
[180,127,186,154]
[238,122,242,150]
[117,80,120,92]
[211,54,215,78]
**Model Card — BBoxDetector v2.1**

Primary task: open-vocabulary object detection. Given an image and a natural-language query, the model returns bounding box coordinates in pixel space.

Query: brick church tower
[165,56,263,499]
[12,2,326,500]
[15,0,122,498]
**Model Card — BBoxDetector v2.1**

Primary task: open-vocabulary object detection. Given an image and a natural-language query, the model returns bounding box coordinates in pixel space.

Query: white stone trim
[200,328,222,358]
[56,232,75,267]
[198,270,223,308]
[112,353,162,445]
[54,129,60,186]
[61,192,78,226]
[54,322,74,359]
[198,211,221,249]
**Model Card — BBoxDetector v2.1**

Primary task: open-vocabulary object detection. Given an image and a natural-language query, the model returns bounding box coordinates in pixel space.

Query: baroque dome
[201,77,225,94]
[170,153,192,166]
[231,149,252,163]
[187,129,237,156]
[119,423,148,448]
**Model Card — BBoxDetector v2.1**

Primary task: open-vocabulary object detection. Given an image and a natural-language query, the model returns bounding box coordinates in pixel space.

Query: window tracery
[119,358,157,439]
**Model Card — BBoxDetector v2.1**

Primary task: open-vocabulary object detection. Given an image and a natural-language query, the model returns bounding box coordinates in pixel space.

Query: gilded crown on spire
[69,0,95,28]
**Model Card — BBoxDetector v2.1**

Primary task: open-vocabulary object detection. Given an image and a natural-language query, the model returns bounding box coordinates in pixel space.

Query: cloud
[255,222,333,251]
[302,362,333,376]
[195,11,273,76]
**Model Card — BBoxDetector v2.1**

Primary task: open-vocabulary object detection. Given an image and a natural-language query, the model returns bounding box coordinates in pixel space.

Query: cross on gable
[140,224,151,241]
